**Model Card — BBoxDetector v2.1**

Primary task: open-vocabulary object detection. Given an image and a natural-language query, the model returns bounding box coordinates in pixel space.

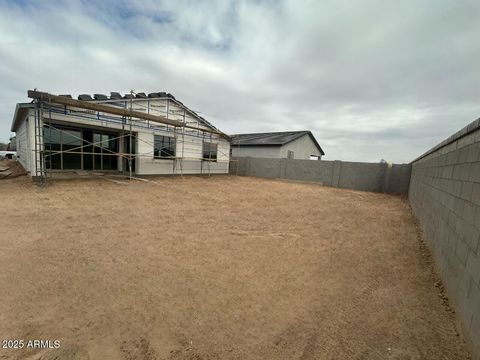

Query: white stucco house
[11,91,231,179]
[230,131,325,160]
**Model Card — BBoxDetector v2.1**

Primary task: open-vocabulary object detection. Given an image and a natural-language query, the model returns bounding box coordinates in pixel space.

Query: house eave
[305,132,325,156]
[231,143,282,147]
[230,130,325,156]
[11,103,33,132]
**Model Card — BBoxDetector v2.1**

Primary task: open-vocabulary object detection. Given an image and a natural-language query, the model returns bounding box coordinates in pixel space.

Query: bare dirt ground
[0,175,471,359]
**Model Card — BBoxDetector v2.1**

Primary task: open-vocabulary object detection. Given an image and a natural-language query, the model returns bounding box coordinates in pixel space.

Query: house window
[43,126,118,171]
[203,142,217,161]
[154,135,175,158]
[287,150,294,159]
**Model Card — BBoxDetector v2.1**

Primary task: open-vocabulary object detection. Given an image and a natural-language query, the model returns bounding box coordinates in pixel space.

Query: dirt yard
[0,175,471,359]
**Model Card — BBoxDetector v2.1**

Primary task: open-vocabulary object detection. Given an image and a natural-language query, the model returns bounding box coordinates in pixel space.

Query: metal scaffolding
[29,90,230,183]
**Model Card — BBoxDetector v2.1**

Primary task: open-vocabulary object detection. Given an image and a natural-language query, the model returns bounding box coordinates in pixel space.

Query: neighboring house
[8,136,16,151]
[11,91,230,178]
[231,131,325,160]
[0,151,17,160]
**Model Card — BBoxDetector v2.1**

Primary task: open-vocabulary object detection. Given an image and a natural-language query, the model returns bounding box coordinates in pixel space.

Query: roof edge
[304,131,325,156]
[232,143,283,147]
[269,130,325,155]
[11,103,33,132]
[231,130,325,155]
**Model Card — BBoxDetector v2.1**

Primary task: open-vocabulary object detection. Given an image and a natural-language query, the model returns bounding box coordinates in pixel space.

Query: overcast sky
[0,0,479,162]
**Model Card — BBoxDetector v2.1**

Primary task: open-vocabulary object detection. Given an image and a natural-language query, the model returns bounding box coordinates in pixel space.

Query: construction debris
[0,170,12,179]
[0,160,27,179]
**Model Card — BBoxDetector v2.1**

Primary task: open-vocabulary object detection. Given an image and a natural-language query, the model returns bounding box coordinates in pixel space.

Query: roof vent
[148,92,160,98]
[110,92,122,99]
[135,92,147,99]
[59,94,72,98]
[123,94,134,99]
[78,94,93,101]
[93,94,108,100]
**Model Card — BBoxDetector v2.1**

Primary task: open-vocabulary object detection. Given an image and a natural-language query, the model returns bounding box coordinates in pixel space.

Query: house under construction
[10,90,231,180]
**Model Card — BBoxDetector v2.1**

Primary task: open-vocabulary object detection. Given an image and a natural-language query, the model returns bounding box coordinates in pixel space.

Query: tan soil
[0,176,471,359]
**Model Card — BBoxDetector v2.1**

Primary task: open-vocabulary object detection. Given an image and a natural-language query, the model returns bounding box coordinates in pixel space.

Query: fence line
[230,157,411,194]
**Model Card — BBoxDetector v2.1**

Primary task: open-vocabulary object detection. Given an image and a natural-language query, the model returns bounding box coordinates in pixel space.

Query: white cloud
[0,0,479,162]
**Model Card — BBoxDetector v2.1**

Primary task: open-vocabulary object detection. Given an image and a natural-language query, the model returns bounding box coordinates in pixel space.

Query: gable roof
[11,91,225,138]
[231,130,325,155]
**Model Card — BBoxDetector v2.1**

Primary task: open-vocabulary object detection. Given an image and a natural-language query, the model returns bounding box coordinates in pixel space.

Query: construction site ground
[0,175,471,359]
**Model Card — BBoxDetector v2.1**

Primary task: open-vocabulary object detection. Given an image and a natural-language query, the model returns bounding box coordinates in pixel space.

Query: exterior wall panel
[231,146,280,158]
[278,135,323,159]
[15,116,30,172]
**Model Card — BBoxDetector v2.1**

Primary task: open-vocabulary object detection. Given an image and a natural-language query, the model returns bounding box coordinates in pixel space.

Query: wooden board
[0,170,12,178]
[27,90,229,139]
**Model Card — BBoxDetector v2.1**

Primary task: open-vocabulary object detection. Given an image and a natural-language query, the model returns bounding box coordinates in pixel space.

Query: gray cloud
[0,0,479,162]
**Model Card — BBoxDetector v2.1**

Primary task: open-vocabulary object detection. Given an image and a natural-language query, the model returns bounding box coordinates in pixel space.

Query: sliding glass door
[43,126,119,171]
[62,130,82,169]
[92,132,118,171]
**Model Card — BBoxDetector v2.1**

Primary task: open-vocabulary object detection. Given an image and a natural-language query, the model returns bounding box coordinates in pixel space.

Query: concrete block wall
[336,161,386,192]
[384,163,412,193]
[230,157,411,194]
[409,118,480,359]
[283,158,335,185]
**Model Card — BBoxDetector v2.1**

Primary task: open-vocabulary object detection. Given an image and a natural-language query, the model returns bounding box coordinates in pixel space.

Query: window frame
[153,134,176,159]
[202,142,218,162]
